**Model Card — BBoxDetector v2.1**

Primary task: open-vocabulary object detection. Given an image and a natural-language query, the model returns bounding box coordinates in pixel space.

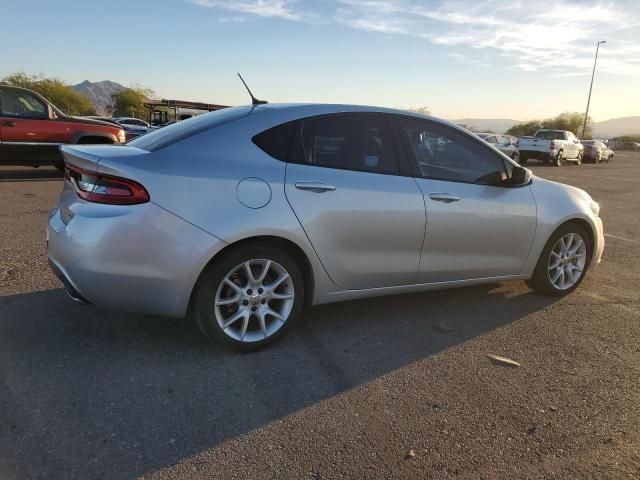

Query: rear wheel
[576,152,583,165]
[192,243,305,351]
[554,151,563,167]
[513,152,524,165]
[527,223,591,296]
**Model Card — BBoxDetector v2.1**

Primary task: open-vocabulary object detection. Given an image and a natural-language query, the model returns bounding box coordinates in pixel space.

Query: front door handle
[294,182,336,193]
[1,120,16,127]
[429,193,460,203]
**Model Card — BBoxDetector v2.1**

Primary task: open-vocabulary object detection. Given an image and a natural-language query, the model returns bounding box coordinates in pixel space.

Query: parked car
[0,85,125,170]
[112,117,152,129]
[519,129,583,166]
[582,140,614,163]
[47,104,604,351]
[475,133,520,163]
[84,116,144,142]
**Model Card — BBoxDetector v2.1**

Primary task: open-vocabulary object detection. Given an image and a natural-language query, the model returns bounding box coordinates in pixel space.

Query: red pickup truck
[0,85,125,170]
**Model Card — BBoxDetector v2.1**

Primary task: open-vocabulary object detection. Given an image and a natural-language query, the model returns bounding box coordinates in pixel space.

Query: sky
[3,0,639,120]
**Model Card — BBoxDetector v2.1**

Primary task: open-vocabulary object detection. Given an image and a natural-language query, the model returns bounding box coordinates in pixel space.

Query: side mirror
[511,165,530,185]
[476,170,509,186]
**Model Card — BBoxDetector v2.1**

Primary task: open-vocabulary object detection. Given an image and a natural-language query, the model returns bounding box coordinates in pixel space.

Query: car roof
[248,103,467,133]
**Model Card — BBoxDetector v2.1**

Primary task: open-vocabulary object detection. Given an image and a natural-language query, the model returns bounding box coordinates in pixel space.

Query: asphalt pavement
[1,153,639,479]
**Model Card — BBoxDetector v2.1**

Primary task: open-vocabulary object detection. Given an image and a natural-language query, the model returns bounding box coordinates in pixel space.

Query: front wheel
[576,152,583,165]
[554,151,563,167]
[513,152,524,165]
[526,223,591,296]
[594,153,601,164]
[192,243,305,351]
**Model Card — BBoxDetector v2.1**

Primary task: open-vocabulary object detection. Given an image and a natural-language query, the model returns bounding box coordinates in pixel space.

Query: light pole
[581,40,606,139]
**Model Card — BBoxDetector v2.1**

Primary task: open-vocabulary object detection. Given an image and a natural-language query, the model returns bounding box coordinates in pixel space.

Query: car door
[392,116,537,283]
[0,88,62,164]
[284,113,426,289]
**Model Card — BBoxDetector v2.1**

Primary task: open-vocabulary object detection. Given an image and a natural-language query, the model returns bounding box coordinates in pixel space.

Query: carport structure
[143,98,228,125]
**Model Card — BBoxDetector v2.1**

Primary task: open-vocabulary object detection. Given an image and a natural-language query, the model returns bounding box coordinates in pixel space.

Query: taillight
[117,129,126,143]
[65,164,149,205]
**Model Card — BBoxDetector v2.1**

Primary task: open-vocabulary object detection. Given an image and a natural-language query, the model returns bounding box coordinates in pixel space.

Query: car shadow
[0,283,557,479]
[0,167,62,182]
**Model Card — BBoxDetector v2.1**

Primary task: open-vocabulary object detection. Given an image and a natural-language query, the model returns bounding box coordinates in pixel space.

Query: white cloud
[334,0,640,76]
[192,0,301,20]
[189,0,640,75]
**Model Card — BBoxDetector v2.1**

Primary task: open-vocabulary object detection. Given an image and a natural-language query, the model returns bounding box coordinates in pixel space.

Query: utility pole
[582,40,606,139]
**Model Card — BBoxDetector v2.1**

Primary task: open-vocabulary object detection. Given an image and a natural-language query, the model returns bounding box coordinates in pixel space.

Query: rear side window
[252,121,295,161]
[290,114,399,175]
[127,106,252,151]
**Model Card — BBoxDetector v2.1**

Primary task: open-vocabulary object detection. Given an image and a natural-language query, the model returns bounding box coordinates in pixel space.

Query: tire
[526,223,591,296]
[191,243,305,351]
[554,151,563,167]
[576,152,583,165]
[594,153,601,164]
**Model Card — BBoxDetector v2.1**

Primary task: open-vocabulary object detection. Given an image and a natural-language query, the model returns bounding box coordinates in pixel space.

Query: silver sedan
[47,104,605,350]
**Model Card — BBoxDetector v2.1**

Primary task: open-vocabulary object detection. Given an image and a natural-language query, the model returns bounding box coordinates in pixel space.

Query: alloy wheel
[548,233,587,290]
[214,259,295,342]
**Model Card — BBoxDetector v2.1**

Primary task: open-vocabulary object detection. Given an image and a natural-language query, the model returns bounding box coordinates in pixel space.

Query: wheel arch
[72,132,117,144]
[189,235,316,313]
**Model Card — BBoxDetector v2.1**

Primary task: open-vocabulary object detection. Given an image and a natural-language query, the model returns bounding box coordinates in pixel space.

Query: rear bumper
[520,150,553,160]
[47,200,227,318]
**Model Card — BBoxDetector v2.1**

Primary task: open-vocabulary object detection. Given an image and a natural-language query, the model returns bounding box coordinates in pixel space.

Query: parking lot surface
[1,153,639,479]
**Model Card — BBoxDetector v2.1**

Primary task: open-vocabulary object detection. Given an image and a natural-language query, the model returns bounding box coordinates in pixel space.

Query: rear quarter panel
[97,111,341,304]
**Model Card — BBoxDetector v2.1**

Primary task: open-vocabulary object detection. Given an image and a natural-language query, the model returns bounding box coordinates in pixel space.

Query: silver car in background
[475,133,520,164]
[582,140,615,164]
[47,104,604,350]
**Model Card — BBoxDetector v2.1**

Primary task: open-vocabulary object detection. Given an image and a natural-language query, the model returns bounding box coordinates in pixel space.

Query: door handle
[1,120,16,127]
[294,182,336,193]
[429,193,460,203]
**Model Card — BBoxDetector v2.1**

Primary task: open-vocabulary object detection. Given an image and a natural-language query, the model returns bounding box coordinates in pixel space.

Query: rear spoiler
[59,145,102,172]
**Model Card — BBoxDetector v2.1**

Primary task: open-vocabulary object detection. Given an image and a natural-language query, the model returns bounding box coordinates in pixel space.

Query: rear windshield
[535,130,565,140]
[127,106,252,151]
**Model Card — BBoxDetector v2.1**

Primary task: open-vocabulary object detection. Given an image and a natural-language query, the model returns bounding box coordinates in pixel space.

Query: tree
[506,112,593,138]
[112,86,153,120]
[1,72,95,115]
[543,112,592,138]
[506,120,543,137]
[406,106,431,115]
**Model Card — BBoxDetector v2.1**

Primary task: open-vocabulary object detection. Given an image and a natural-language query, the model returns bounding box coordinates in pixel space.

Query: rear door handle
[1,120,16,127]
[429,193,460,203]
[294,182,336,193]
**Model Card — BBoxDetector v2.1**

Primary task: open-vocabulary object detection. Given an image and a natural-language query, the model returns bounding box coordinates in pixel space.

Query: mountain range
[72,80,126,113]
[451,117,640,138]
[71,81,638,137]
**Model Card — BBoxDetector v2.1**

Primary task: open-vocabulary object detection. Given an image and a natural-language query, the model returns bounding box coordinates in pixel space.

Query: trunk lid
[60,145,148,172]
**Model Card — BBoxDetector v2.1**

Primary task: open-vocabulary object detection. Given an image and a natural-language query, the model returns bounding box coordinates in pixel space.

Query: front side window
[291,114,399,175]
[0,90,47,119]
[396,117,507,184]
